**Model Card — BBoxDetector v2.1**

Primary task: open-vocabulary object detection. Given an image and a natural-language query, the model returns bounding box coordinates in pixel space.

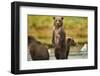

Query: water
[50,54,88,60]
[28,47,88,61]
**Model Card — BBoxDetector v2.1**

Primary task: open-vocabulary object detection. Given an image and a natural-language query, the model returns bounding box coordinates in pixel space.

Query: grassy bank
[28,15,88,48]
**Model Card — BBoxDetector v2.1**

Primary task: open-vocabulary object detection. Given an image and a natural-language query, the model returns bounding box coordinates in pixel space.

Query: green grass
[28,15,88,47]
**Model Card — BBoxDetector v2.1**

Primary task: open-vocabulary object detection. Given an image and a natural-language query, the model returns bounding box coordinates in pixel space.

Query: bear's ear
[61,17,63,20]
[53,17,55,19]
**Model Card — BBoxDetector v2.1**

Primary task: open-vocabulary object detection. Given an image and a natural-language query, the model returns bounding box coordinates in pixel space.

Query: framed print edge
[11,2,20,74]
[94,7,98,69]
[11,1,98,74]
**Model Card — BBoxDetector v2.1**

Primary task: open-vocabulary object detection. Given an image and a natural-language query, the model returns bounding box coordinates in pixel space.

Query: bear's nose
[56,20,59,24]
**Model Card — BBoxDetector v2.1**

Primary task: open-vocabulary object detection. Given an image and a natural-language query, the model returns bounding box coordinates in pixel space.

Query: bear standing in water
[52,17,76,59]
[52,16,66,59]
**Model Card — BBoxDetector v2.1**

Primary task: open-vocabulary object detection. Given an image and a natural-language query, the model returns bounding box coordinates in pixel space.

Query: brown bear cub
[52,17,76,59]
[52,16,66,59]
[66,37,76,59]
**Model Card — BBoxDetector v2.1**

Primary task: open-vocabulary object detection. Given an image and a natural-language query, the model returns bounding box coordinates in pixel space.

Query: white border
[20,6,95,70]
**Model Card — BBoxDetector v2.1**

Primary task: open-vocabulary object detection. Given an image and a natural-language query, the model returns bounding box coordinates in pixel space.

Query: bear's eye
[59,20,62,22]
[55,20,58,22]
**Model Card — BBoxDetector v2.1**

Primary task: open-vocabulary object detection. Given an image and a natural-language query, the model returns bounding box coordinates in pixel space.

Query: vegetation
[28,15,88,47]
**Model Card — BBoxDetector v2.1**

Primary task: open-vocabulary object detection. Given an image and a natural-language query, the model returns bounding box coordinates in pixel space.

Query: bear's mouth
[55,23,62,28]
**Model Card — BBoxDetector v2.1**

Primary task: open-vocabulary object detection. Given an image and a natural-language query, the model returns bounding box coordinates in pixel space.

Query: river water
[28,46,88,61]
